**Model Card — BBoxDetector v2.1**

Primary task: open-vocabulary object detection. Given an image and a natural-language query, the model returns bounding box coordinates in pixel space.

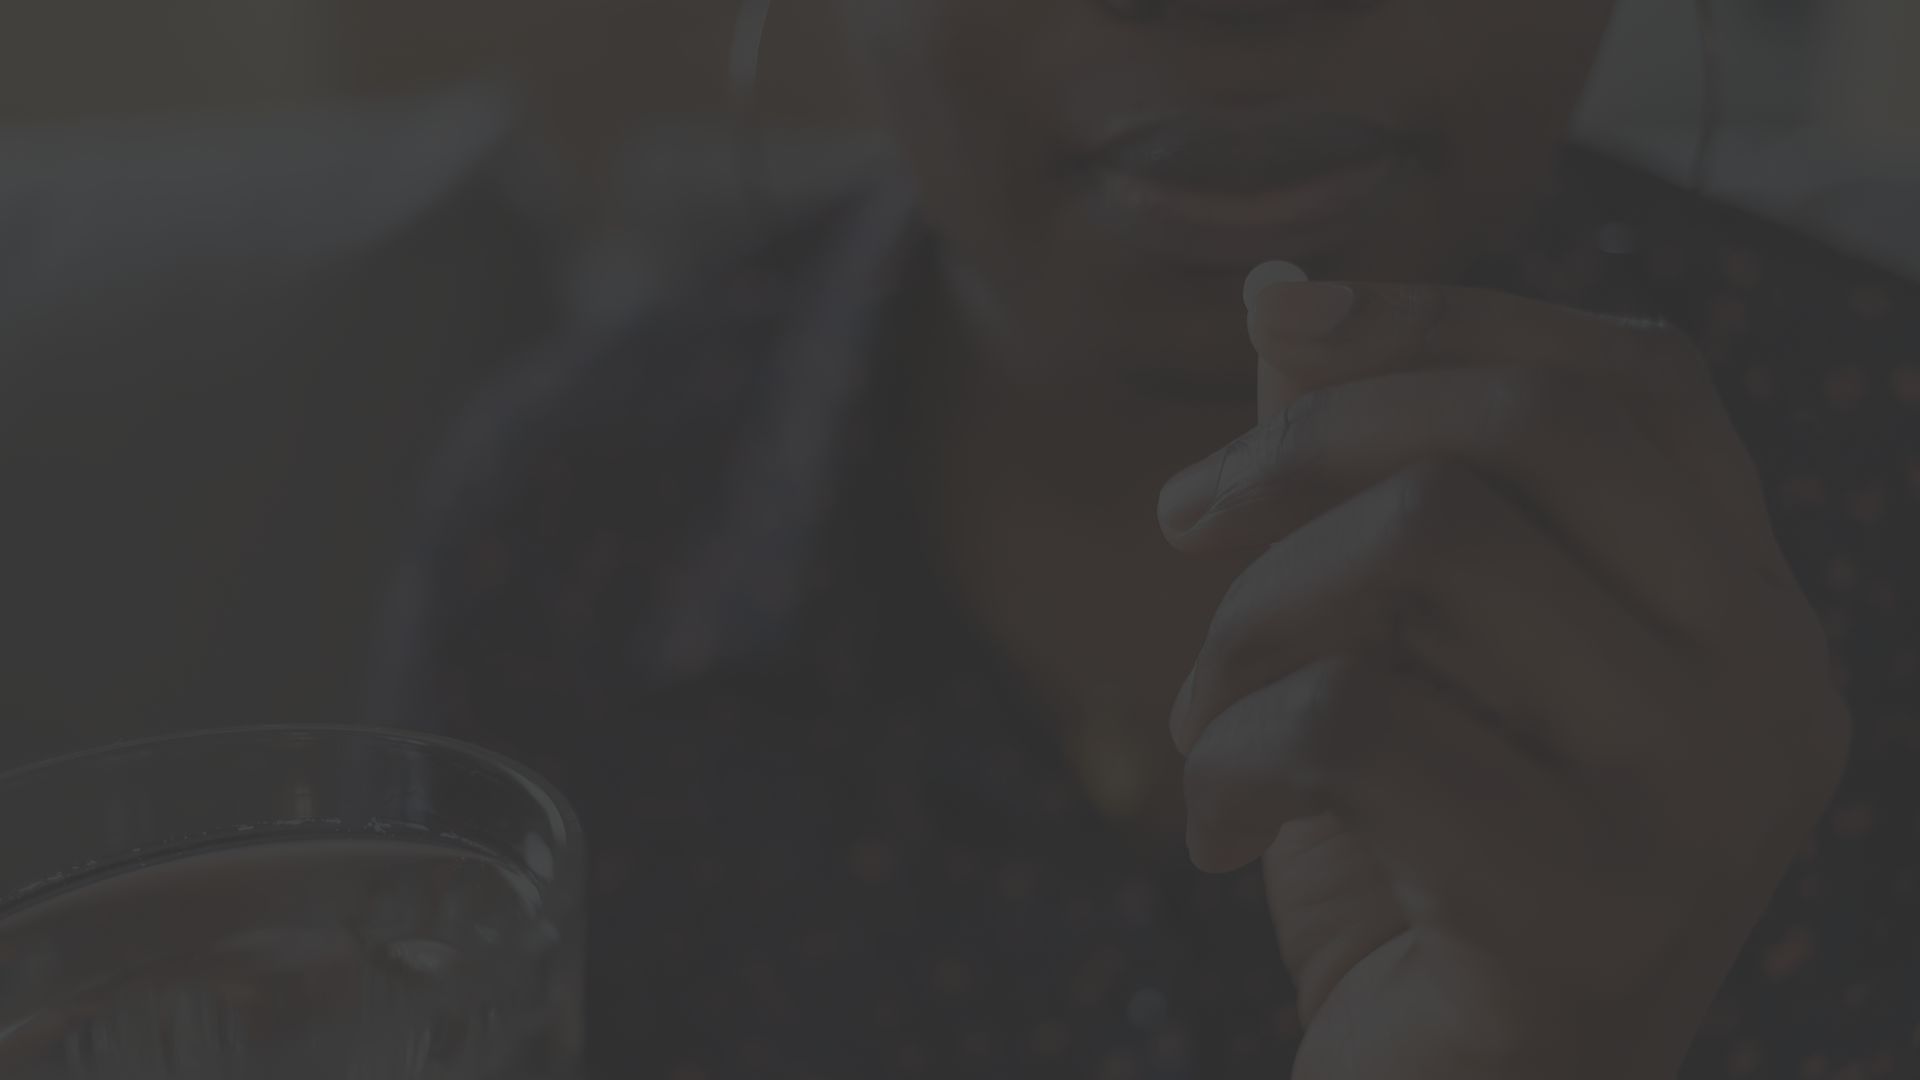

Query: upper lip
[1074,106,1419,193]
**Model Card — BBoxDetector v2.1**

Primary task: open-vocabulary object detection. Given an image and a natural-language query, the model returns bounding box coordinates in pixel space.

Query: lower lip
[1081,154,1406,270]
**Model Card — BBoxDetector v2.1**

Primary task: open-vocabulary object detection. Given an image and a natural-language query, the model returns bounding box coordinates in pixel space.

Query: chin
[1051,279,1263,400]
[1057,245,1281,382]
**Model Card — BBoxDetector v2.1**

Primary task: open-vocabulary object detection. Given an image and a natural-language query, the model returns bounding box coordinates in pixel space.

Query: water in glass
[0,836,583,1080]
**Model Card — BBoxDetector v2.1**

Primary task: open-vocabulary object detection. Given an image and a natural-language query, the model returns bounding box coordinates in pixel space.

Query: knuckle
[1477,371,1643,490]
[1211,422,1290,517]
[1188,615,1253,721]
[1385,283,1452,351]
[1480,370,1625,449]
[1274,385,1331,456]
[1375,463,1516,619]
[1192,608,1268,715]
[1224,389,1326,494]
[1181,654,1393,810]
[1204,431,1266,517]
[1203,389,1350,536]
[1181,743,1243,831]
[1285,656,1395,786]
[1383,460,1500,556]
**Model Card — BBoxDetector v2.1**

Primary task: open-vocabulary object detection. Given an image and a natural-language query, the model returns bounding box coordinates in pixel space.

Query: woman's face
[835,0,1619,393]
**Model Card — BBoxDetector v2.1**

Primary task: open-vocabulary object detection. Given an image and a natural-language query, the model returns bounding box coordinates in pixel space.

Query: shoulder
[1556,151,1920,744]
[1551,147,1920,380]
[367,177,884,738]
[1550,148,1920,520]
[413,133,911,542]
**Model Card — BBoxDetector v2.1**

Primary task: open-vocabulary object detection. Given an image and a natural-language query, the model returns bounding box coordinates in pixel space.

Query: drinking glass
[0,726,585,1080]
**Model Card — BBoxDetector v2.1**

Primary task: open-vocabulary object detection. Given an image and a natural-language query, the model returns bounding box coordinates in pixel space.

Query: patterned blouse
[375,146,1920,1079]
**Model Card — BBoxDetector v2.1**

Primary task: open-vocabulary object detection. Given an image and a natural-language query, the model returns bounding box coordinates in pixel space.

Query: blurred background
[1,0,1915,767]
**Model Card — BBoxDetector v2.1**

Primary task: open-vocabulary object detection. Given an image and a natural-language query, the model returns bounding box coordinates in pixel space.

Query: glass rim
[0,724,586,919]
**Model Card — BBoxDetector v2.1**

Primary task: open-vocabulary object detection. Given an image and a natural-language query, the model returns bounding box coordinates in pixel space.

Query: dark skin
[837,1,1851,1076]
[860,0,1622,824]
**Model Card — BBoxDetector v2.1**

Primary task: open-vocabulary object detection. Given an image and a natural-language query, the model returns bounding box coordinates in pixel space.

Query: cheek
[1349,3,1615,278]
[842,3,1039,218]
[1434,3,1616,170]
[844,4,1076,303]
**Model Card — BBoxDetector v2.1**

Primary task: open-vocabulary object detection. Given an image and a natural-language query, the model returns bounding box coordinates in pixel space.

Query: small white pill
[1242,260,1309,308]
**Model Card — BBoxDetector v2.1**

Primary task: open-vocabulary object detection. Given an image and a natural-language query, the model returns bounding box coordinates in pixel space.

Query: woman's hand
[1155,281,1851,1080]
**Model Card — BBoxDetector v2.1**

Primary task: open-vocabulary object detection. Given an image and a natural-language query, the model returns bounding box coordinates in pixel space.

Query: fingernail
[1157,452,1223,535]
[1251,283,1357,342]
[1243,260,1309,307]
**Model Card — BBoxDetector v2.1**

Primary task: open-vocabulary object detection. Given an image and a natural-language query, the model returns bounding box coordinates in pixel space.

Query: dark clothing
[378,147,1920,1078]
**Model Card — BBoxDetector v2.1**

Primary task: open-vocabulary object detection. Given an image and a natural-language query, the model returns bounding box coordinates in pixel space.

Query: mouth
[1069,106,1426,270]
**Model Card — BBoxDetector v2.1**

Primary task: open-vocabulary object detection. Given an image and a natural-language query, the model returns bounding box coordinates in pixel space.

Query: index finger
[1249,278,1681,402]
[1244,274,1773,536]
